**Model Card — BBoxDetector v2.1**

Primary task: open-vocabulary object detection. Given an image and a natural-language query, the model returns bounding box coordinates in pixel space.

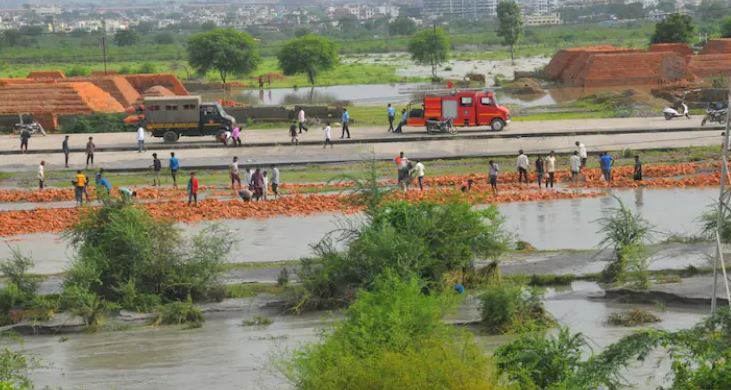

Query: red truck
[407,90,511,132]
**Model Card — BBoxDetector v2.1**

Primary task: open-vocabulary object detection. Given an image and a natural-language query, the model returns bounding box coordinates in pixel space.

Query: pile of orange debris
[0,72,189,130]
[545,39,731,87]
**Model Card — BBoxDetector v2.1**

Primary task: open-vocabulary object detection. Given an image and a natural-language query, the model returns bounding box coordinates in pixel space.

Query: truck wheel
[163,131,179,143]
[491,119,505,131]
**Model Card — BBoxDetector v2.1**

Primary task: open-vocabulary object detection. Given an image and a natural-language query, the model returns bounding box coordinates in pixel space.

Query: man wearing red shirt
[187,171,199,205]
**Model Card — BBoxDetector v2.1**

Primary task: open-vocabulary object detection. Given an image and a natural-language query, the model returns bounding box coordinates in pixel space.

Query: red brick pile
[546,40,731,87]
[0,72,189,130]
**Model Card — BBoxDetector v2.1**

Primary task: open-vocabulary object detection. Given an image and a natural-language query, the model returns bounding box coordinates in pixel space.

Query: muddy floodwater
[0,188,717,275]
[24,281,707,390]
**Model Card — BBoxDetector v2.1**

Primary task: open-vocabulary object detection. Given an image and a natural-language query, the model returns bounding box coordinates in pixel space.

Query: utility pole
[711,80,731,314]
[101,19,108,76]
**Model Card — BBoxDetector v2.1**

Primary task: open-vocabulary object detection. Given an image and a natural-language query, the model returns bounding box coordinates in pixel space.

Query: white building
[524,12,562,25]
[423,0,500,18]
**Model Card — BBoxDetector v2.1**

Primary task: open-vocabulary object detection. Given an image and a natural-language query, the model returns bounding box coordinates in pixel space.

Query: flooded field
[0,188,716,275]
[24,281,707,390]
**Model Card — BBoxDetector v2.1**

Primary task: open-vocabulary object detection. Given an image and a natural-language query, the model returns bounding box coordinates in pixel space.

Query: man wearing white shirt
[575,141,587,169]
[323,122,333,148]
[545,151,556,188]
[516,149,529,184]
[37,160,45,190]
[137,125,146,153]
[569,151,581,183]
[413,160,425,190]
[298,108,308,133]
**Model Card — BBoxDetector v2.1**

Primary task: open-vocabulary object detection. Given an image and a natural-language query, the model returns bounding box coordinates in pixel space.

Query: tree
[113,29,140,46]
[408,27,449,79]
[187,28,260,84]
[277,34,338,85]
[152,32,175,45]
[650,13,694,44]
[697,0,725,23]
[2,30,20,47]
[722,16,731,38]
[388,16,416,36]
[496,0,523,65]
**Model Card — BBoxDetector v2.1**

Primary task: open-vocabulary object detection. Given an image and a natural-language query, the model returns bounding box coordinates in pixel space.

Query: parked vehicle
[662,94,690,120]
[407,90,510,132]
[13,114,46,136]
[702,101,728,126]
[143,96,237,143]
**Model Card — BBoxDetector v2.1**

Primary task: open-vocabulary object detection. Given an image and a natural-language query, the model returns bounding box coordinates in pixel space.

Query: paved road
[0,117,723,172]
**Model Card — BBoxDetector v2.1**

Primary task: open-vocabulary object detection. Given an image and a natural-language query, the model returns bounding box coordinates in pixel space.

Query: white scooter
[662,101,690,120]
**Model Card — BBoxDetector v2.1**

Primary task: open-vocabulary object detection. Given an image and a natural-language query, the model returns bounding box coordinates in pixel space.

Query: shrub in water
[63,199,232,305]
[479,284,553,334]
[154,299,203,327]
[296,200,510,309]
[282,273,504,389]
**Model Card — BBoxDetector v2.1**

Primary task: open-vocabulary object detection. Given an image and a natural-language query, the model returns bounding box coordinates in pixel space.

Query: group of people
[288,107,352,147]
[387,103,409,133]
[394,152,425,191]
[229,156,280,202]
[69,168,135,206]
[507,140,642,189]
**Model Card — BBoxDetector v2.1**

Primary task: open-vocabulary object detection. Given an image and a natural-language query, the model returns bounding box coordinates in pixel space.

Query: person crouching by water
[119,187,137,202]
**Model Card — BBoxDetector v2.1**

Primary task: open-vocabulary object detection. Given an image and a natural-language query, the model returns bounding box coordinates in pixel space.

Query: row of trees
[186,0,525,84]
[651,13,731,44]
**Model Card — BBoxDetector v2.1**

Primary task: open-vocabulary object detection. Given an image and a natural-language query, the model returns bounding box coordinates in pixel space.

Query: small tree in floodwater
[597,199,653,286]
[293,199,511,311]
[62,198,233,315]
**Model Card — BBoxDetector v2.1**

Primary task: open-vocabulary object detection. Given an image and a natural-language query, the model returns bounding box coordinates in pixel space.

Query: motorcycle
[702,101,728,126]
[426,117,457,135]
[662,101,690,120]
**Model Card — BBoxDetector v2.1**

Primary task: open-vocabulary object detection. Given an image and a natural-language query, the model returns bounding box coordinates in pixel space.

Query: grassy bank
[0,145,720,190]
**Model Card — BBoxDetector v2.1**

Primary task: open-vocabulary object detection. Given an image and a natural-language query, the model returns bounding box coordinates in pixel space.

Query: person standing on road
[151,153,162,186]
[633,155,643,181]
[271,165,280,199]
[517,150,529,184]
[576,141,587,169]
[136,125,145,152]
[85,137,95,168]
[169,152,180,188]
[600,152,614,183]
[489,160,499,195]
[62,136,70,168]
[546,151,556,188]
[413,160,425,190]
[298,107,308,133]
[340,108,350,139]
[230,156,241,189]
[394,109,407,133]
[289,121,299,145]
[387,103,396,132]
[187,171,199,205]
[20,128,30,153]
[535,155,545,188]
[37,161,45,190]
[323,122,333,148]
[231,126,242,147]
[73,170,86,206]
[569,151,581,184]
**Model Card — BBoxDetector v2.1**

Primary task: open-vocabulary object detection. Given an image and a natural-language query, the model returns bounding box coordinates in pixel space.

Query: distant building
[423,0,499,18]
[524,12,562,25]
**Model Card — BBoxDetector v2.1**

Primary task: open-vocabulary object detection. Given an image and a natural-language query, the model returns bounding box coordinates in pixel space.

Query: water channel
[0,187,717,275]
[23,281,707,390]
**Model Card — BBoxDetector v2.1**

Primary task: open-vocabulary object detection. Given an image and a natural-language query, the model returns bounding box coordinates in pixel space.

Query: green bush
[154,298,203,327]
[282,273,503,389]
[495,327,587,389]
[0,335,37,390]
[65,64,90,77]
[597,199,653,284]
[63,199,232,305]
[0,250,38,297]
[479,284,553,334]
[60,285,112,330]
[296,200,510,310]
